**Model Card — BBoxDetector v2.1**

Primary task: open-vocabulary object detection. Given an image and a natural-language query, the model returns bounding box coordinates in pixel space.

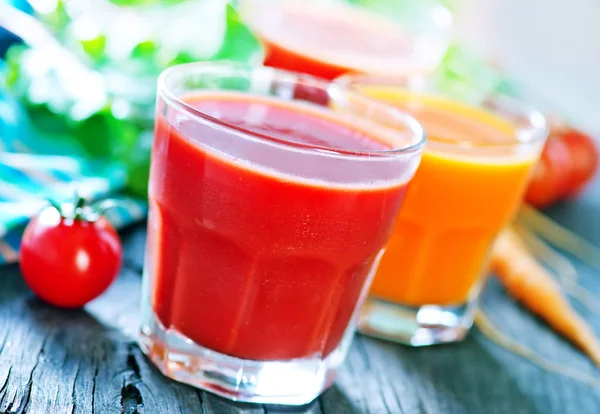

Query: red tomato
[525,136,573,208]
[20,203,122,308]
[560,128,599,197]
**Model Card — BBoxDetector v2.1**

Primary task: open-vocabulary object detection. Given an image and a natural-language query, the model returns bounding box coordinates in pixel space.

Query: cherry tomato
[525,135,572,208]
[525,121,599,208]
[20,200,122,308]
[560,128,599,197]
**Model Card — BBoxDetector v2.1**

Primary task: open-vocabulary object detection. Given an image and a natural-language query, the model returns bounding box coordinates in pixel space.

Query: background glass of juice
[237,0,453,80]
[337,74,548,346]
[139,62,425,404]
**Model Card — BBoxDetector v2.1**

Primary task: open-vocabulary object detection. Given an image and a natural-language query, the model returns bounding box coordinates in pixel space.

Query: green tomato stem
[72,191,87,221]
[47,199,64,215]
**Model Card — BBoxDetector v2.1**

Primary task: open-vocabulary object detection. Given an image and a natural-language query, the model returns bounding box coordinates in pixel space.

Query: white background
[454,0,600,137]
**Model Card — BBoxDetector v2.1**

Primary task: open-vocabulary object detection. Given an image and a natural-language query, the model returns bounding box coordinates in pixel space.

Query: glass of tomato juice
[237,0,453,80]
[139,62,425,404]
[336,74,548,346]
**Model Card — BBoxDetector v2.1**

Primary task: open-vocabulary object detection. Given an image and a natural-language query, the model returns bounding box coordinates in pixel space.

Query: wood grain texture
[0,183,599,414]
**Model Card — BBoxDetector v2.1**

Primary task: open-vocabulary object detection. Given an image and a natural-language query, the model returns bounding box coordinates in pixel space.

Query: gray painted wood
[0,177,599,413]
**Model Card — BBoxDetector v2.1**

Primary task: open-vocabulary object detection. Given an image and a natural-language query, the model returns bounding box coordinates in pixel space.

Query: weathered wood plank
[1,213,600,413]
[120,224,148,274]
[545,175,600,248]
[199,392,265,414]
[319,386,362,414]
[85,267,142,339]
[264,400,323,414]
[0,265,204,414]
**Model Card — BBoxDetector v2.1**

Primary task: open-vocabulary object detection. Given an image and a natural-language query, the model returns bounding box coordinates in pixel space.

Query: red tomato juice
[148,93,409,361]
[240,1,418,80]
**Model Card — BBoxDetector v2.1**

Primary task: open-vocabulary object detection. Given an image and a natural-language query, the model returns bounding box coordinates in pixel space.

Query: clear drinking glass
[336,74,548,346]
[237,0,453,80]
[139,62,425,404]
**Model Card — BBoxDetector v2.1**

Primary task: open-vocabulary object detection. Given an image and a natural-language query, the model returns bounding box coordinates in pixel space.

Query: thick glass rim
[157,61,426,158]
[335,73,549,149]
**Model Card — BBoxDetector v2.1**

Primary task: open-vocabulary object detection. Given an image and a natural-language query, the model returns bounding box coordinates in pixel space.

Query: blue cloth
[0,0,33,58]
[0,89,147,265]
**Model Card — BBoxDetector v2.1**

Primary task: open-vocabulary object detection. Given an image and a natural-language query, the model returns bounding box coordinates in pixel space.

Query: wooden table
[1,180,599,413]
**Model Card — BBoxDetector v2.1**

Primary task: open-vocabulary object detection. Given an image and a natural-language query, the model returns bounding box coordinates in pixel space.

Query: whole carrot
[491,228,600,367]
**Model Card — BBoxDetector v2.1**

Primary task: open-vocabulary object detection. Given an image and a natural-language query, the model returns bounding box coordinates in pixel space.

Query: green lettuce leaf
[3,1,262,198]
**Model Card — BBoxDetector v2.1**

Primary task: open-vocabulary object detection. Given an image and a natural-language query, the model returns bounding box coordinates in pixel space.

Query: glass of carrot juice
[337,74,548,346]
[139,62,425,404]
[237,0,453,80]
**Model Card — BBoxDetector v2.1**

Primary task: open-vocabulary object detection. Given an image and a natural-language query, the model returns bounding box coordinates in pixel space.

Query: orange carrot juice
[344,80,548,345]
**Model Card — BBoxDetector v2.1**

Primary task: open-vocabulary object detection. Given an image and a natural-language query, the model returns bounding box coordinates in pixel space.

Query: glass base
[139,310,348,405]
[358,297,477,346]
